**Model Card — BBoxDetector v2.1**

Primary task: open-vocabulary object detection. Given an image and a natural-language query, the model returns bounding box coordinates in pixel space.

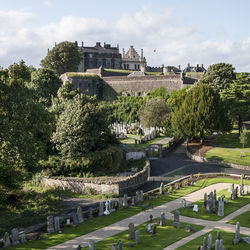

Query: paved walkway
[48,183,250,249]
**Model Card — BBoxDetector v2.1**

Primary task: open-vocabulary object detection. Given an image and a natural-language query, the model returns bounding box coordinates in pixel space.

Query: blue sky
[1,0,250,71]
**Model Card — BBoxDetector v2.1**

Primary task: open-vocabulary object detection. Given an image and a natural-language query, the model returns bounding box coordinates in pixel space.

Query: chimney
[82,41,84,47]
[201,64,204,68]
[117,43,119,49]
[55,42,57,46]
[178,65,181,70]
[141,48,144,59]
[96,42,101,47]
[47,48,49,53]
[122,48,125,57]
[75,41,78,47]
[188,63,190,68]
[197,64,199,68]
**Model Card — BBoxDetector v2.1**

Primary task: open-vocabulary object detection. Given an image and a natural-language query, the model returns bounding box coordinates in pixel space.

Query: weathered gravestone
[54,216,61,232]
[104,201,110,215]
[203,193,207,208]
[140,190,144,202]
[160,212,166,226]
[131,196,135,207]
[98,202,104,216]
[151,224,156,237]
[149,214,153,222]
[3,232,11,247]
[146,223,152,233]
[135,230,140,244]
[118,240,123,250]
[111,243,117,250]
[208,233,212,250]
[242,237,250,244]
[232,221,241,245]
[128,223,135,239]
[193,204,198,212]
[186,225,193,232]
[203,236,207,250]
[136,191,140,203]
[77,206,84,223]
[160,182,164,194]
[217,197,224,217]
[182,199,186,209]
[123,194,128,208]
[88,207,93,220]
[173,210,180,228]
[88,239,95,250]
[72,212,79,226]
[47,215,54,234]
[109,200,115,213]
[11,228,20,245]
[118,197,123,210]
[219,239,224,249]
[215,239,220,250]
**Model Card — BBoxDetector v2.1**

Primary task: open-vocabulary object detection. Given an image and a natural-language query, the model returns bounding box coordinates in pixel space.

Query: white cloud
[43,0,53,7]
[0,6,249,71]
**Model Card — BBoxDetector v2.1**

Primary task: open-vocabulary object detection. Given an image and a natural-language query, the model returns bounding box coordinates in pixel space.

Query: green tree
[172,84,230,143]
[8,60,32,83]
[220,72,250,135]
[139,98,171,128]
[198,63,236,92]
[28,68,62,107]
[146,87,169,101]
[239,129,248,148]
[40,41,82,75]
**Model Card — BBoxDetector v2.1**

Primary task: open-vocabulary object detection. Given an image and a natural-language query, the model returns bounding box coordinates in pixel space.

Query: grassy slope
[7,177,250,250]
[228,210,250,228]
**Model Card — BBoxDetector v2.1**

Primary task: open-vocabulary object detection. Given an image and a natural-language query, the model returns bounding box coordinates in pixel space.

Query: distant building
[183,63,206,73]
[122,45,147,71]
[76,41,122,72]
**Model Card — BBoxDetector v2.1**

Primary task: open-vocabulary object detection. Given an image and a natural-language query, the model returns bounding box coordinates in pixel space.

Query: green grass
[176,189,250,221]
[7,177,250,249]
[206,147,250,166]
[82,219,203,250]
[104,68,133,74]
[126,137,163,150]
[228,210,250,228]
[65,72,100,79]
[176,229,250,250]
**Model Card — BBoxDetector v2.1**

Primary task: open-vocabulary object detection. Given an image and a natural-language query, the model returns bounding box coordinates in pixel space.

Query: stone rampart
[42,161,150,195]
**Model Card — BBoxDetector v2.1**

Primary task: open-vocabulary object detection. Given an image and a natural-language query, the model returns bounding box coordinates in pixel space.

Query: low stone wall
[42,161,150,195]
[126,151,146,160]
[186,146,250,170]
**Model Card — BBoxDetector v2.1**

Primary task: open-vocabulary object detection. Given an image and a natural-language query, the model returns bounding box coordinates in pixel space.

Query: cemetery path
[47,183,250,249]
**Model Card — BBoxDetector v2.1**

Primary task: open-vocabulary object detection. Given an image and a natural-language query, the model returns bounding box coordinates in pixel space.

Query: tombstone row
[2,228,26,248]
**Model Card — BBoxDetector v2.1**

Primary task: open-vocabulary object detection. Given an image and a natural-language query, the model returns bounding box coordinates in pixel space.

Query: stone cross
[160,182,164,194]
[3,232,11,247]
[173,210,180,228]
[54,216,61,232]
[104,201,110,215]
[118,240,123,250]
[77,206,84,223]
[123,194,128,208]
[217,197,224,217]
[88,239,95,250]
[47,215,54,234]
[182,199,186,209]
[118,197,123,210]
[11,228,20,245]
[208,233,212,250]
[20,233,27,243]
[160,212,166,226]
[72,212,79,226]
[135,230,140,244]
[98,202,104,216]
[233,221,241,245]
[128,223,135,239]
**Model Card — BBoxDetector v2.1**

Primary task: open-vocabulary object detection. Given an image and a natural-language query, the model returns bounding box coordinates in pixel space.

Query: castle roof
[123,45,140,59]
[77,42,120,54]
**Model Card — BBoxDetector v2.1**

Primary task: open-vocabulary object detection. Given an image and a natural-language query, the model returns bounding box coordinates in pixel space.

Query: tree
[28,68,62,107]
[139,98,171,128]
[40,41,82,75]
[146,87,169,101]
[52,93,116,159]
[220,73,250,135]
[240,129,248,148]
[198,63,236,92]
[172,84,230,143]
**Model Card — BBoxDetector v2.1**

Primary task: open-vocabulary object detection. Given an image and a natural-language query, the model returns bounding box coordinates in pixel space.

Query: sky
[1,0,250,71]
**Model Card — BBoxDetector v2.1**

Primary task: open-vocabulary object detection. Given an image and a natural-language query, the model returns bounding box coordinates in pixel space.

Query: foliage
[66,72,101,79]
[145,86,169,101]
[171,84,230,142]
[40,41,82,75]
[139,98,171,128]
[7,60,32,83]
[239,129,248,148]
[198,62,236,92]
[28,68,62,107]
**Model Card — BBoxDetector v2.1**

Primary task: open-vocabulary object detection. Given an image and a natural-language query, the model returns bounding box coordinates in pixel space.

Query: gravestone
[47,215,54,234]
[151,224,156,237]
[219,239,224,249]
[244,185,248,195]
[146,223,152,233]
[104,201,110,215]
[215,239,220,250]
[111,243,117,250]
[160,212,166,226]
[208,233,212,250]
[11,228,20,245]
[182,199,186,209]
[235,186,239,198]
[88,207,93,220]
[77,206,84,223]
[3,232,11,247]
[88,239,95,250]
[20,233,27,243]
[203,237,207,250]
[140,190,144,202]
[173,210,180,228]
[118,197,123,210]
[149,214,153,222]
[128,223,135,239]
[232,221,241,245]
[54,216,61,232]
[99,202,104,216]
[231,184,236,200]
[136,191,140,203]
[160,182,164,194]
[118,240,123,250]
[72,212,79,226]
[109,200,115,213]
[193,204,198,212]
[217,197,224,217]
[206,202,211,213]
[123,194,128,208]
[203,193,207,208]
[131,197,135,206]
[135,230,140,244]
[240,174,244,196]
[214,189,217,203]
[66,218,70,225]
[217,231,221,240]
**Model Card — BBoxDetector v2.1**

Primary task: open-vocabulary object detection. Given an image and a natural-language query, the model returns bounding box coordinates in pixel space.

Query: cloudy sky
[1,0,250,71]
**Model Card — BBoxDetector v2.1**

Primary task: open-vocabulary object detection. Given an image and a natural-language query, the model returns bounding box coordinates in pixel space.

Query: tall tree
[198,63,236,92]
[40,41,82,75]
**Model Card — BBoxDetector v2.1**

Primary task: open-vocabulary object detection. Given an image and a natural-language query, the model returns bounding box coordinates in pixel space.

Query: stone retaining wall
[42,161,150,195]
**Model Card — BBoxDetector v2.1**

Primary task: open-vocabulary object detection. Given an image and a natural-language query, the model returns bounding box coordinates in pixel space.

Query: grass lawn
[176,229,250,250]
[228,210,250,228]
[125,137,163,150]
[7,177,250,250]
[206,147,250,166]
[81,219,204,250]
[176,189,250,221]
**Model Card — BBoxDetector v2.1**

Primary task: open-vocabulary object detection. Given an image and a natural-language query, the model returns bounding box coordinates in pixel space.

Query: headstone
[240,174,244,196]
[160,182,164,194]
[118,197,123,210]
[131,197,135,206]
[206,202,211,213]
[235,186,239,198]
[160,212,166,226]
[99,202,104,216]
[242,237,250,244]
[214,189,217,203]
[215,239,220,250]
[54,216,61,232]
[3,232,11,247]
[47,215,54,234]
[146,223,152,233]
[219,239,224,249]
[193,204,198,212]
[135,230,140,244]
[128,223,135,239]
[217,197,224,217]
[123,194,128,208]
[149,214,153,222]
[244,185,248,195]
[66,218,70,225]
[88,239,95,250]
[231,184,236,200]
[140,190,144,202]
[208,233,212,250]
[182,199,186,209]
[77,206,84,223]
[203,237,207,250]
[111,243,117,250]
[72,212,79,226]
[11,228,20,245]
[109,200,115,213]
[173,210,180,228]
[118,240,123,250]
[88,207,93,220]
[136,191,140,203]
[217,231,221,240]
[232,221,241,245]
[104,201,110,215]
[20,233,27,243]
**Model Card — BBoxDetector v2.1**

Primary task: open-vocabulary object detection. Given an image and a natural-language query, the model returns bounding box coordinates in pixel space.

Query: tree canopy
[40,41,82,76]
